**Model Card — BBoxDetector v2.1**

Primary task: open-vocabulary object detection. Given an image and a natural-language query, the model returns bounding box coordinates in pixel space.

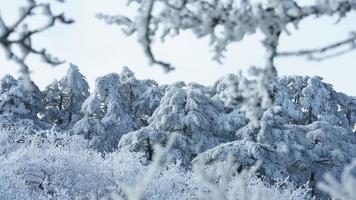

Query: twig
[138,0,174,72]
[277,34,356,61]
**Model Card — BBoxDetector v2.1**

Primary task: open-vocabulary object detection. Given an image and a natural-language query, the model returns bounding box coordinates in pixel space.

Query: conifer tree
[42,64,89,128]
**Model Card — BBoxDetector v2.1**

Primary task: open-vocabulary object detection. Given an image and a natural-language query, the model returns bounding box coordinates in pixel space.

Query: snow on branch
[136,0,175,72]
[0,0,73,85]
[98,0,356,69]
[97,0,175,72]
[277,32,356,61]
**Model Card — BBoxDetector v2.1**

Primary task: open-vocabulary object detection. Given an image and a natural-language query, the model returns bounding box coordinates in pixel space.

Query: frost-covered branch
[277,32,356,61]
[137,0,175,72]
[97,0,174,72]
[99,0,356,70]
[0,0,73,85]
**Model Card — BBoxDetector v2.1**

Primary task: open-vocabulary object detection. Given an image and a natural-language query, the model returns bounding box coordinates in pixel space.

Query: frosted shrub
[0,130,148,199]
[190,154,314,200]
[0,118,348,200]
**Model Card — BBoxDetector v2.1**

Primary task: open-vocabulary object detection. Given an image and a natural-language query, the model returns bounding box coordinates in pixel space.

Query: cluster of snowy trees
[1,1,356,199]
[0,64,355,199]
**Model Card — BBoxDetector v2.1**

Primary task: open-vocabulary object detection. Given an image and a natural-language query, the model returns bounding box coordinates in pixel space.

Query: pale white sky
[1,0,356,95]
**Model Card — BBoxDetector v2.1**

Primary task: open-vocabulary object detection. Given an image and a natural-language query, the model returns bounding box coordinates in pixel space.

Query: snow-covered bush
[0,129,146,199]
[191,155,315,200]
[0,117,317,200]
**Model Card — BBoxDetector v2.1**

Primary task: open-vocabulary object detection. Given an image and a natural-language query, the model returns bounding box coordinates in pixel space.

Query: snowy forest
[1,0,356,200]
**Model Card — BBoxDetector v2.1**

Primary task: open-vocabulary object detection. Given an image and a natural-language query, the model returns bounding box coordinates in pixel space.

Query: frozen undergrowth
[0,129,316,200]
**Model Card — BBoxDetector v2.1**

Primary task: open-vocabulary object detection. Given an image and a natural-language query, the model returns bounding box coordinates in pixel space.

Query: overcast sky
[1,0,356,95]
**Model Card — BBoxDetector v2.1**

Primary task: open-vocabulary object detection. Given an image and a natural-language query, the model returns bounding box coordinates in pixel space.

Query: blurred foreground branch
[277,32,356,61]
[0,0,73,86]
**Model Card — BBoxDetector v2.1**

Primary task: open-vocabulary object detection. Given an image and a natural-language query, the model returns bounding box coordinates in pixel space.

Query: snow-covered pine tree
[73,67,162,152]
[0,75,46,129]
[118,67,162,127]
[119,81,248,163]
[193,75,356,198]
[42,64,90,129]
[73,73,135,152]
